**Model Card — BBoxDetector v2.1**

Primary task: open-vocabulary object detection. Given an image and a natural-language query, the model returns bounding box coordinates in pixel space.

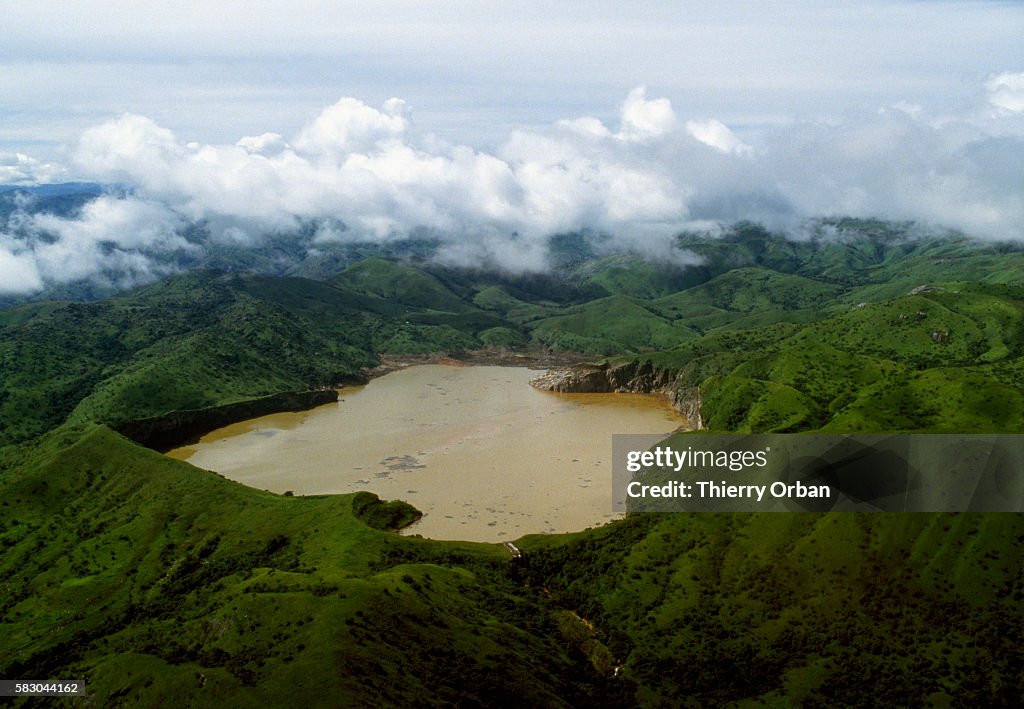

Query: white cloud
[761,110,1024,239]
[32,197,185,252]
[293,97,411,158]
[2,76,1023,295]
[685,119,752,155]
[617,86,676,141]
[67,92,698,266]
[3,1,1022,159]
[0,246,43,294]
[0,152,68,185]
[986,71,1024,113]
[236,133,288,155]
[1,195,194,294]
[557,117,612,140]
[76,114,182,181]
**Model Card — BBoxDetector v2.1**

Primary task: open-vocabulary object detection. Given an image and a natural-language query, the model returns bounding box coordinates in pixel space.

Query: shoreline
[362,348,595,379]
[168,363,684,542]
[118,349,596,451]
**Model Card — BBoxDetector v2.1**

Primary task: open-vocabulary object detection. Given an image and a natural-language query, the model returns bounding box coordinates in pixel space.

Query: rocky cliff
[115,389,339,451]
[530,361,703,429]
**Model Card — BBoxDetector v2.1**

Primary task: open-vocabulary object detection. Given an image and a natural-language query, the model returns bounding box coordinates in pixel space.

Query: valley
[1,219,1021,705]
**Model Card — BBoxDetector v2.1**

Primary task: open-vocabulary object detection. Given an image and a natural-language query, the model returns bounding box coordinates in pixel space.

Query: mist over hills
[2,75,1023,303]
[3,181,1022,309]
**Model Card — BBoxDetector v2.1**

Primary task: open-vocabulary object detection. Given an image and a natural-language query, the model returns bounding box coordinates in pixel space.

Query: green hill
[330,258,473,313]
[0,269,524,447]
[0,273,380,446]
[471,285,552,323]
[529,295,699,354]
[638,282,1024,434]
[676,220,1024,289]
[578,257,706,299]
[651,267,844,316]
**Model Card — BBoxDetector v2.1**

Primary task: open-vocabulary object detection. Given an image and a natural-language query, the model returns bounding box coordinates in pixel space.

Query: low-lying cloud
[2,74,1023,296]
[0,152,68,185]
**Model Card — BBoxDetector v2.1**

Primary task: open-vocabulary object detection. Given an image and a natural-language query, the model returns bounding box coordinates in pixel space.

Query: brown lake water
[167,364,683,541]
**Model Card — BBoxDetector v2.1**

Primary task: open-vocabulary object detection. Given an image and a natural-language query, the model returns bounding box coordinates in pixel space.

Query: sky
[1,0,1023,292]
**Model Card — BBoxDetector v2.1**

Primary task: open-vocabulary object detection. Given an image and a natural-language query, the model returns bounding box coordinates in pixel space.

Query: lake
[168,364,683,541]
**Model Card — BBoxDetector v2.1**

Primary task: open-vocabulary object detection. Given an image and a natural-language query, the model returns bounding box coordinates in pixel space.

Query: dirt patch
[364,349,593,379]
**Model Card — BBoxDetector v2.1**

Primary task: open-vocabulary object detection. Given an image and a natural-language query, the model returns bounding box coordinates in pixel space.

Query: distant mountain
[7,186,1024,314]
[0,181,104,196]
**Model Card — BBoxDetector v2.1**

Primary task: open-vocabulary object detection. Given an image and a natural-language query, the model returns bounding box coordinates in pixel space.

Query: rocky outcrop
[908,284,945,296]
[530,361,704,429]
[674,385,704,430]
[529,364,620,394]
[115,389,339,451]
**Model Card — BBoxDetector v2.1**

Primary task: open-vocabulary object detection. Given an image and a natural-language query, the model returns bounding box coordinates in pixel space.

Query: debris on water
[378,454,426,472]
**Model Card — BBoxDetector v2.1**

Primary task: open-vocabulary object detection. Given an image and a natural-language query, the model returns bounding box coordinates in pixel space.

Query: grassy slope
[8,429,1016,706]
[512,248,1024,703]
[330,257,475,313]
[650,267,845,317]
[577,257,707,299]
[518,224,1024,351]
[528,295,700,354]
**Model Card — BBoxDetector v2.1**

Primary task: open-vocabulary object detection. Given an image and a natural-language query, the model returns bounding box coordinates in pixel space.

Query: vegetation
[1,217,1022,705]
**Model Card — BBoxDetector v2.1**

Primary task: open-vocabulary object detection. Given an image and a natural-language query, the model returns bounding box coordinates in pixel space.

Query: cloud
[66,91,701,268]
[29,197,192,288]
[760,109,1024,239]
[617,86,676,141]
[1,195,194,295]
[0,246,43,294]
[0,152,68,185]
[4,1,1023,164]
[986,71,1024,113]
[293,97,411,158]
[76,114,182,186]
[236,133,288,156]
[685,120,752,155]
[1,76,1023,296]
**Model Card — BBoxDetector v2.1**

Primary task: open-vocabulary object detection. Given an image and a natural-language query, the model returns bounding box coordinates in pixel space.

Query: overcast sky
[3,0,1022,156]
[2,1,1023,292]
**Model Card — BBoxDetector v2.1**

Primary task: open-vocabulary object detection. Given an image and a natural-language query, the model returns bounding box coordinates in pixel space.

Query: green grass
[0,274,380,445]
[528,295,699,354]
[471,285,552,323]
[578,257,706,299]
[651,266,845,316]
